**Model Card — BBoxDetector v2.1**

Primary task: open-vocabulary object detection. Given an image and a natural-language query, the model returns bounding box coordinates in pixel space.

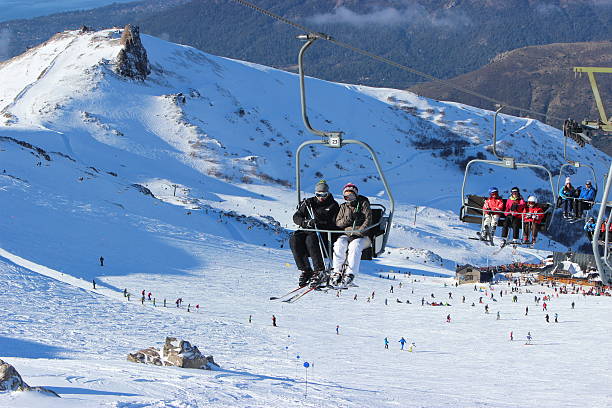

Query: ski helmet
[527,196,537,203]
[488,187,499,195]
[511,187,520,194]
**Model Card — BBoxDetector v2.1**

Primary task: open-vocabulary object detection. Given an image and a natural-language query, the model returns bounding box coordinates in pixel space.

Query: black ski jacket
[293,196,340,230]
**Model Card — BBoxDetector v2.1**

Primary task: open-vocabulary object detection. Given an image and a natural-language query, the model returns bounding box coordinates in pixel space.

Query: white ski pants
[482,214,500,233]
[333,235,371,276]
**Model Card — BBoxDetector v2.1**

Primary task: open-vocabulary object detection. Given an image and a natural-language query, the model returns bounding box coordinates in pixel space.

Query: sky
[0,0,138,22]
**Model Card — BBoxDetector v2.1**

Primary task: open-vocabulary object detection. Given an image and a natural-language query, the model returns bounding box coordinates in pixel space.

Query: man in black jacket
[290,180,339,287]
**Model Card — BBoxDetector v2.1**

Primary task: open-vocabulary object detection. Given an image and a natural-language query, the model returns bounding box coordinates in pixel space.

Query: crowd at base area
[480,186,545,246]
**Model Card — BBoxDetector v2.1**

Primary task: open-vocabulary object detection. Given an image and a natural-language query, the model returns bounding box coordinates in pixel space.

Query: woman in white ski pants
[333,235,371,276]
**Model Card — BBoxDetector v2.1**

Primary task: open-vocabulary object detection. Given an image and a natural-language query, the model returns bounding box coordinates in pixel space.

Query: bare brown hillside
[410,41,612,155]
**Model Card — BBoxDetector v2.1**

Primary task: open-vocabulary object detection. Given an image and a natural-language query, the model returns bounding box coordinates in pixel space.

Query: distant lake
[0,0,139,22]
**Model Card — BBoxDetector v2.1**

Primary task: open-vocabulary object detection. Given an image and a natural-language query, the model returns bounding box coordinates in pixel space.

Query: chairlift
[294,33,395,261]
[555,121,599,221]
[460,106,556,235]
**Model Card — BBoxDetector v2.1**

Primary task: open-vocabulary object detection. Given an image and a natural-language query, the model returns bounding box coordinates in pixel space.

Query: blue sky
[0,0,138,22]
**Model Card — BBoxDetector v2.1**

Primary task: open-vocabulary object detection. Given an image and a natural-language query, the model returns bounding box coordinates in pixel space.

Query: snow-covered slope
[0,28,611,407]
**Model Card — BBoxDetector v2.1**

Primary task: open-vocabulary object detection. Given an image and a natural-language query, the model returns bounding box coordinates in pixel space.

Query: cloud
[306,4,470,29]
[0,28,10,61]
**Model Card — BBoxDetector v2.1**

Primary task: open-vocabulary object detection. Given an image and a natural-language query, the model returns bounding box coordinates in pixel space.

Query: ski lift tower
[571,67,612,285]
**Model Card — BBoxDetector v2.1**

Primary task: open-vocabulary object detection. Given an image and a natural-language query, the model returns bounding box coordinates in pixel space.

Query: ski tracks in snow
[1,35,80,115]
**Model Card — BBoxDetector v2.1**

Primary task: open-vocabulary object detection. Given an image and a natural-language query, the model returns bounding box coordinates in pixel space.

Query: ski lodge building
[455,265,493,283]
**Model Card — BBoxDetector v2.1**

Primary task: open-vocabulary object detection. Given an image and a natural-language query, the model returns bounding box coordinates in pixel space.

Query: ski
[328,282,359,291]
[282,286,316,303]
[269,286,306,301]
[473,232,491,246]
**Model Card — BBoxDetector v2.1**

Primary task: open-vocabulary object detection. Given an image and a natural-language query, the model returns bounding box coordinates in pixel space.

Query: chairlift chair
[555,123,599,220]
[294,33,395,262]
[459,106,556,234]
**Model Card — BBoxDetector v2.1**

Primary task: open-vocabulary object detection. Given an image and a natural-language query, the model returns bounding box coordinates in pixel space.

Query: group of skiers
[290,180,372,288]
[558,178,596,219]
[480,186,545,245]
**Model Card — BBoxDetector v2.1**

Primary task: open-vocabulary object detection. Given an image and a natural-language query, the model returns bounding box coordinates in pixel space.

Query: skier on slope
[399,337,407,350]
[330,183,372,287]
[290,180,340,287]
[480,187,504,241]
[522,196,545,244]
[501,187,526,246]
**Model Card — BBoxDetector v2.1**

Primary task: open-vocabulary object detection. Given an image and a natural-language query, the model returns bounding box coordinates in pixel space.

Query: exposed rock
[115,24,150,80]
[0,359,27,392]
[131,183,156,198]
[127,337,219,370]
[0,359,59,397]
[127,347,163,366]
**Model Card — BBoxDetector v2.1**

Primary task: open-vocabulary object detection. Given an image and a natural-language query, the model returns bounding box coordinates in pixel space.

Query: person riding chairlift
[330,183,372,288]
[501,186,526,246]
[481,187,504,240]
[290,180,339,288]
[558,177,575,219]
[522,196,544,244]
[573,180,596,219]
[584,217,596,241]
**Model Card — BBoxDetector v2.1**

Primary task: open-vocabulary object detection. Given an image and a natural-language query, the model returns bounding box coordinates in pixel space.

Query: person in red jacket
[523,196,545,244]
[501,186,526,245]
[481,187,504,239]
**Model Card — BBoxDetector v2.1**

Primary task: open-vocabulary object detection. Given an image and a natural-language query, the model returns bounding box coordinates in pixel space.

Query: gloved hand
[302,219,316,229]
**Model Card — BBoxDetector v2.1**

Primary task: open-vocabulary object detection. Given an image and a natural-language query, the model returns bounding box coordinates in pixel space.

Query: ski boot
[500,239,507,248]
[483,225,491,240]
[298,269,314,287]
[341,273,355,288]
[309,270,329,289]
[330,271,343,287]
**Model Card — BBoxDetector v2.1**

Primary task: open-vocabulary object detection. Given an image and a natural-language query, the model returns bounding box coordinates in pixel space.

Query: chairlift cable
[227,0,566,123]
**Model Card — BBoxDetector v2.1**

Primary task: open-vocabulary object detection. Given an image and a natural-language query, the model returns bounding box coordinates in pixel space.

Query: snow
[0,28,611,407]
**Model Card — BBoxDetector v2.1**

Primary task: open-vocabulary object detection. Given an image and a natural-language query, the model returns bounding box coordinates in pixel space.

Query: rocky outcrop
[128,337,218,370]
[115,24,150,80]
[0,359,59,397]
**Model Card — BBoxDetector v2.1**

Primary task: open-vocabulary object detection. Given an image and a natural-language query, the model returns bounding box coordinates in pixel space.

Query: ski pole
[306,204,331,270]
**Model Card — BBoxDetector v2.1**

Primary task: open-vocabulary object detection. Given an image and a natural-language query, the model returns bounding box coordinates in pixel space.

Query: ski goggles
[315,191,330,198]
[343,192,357,201]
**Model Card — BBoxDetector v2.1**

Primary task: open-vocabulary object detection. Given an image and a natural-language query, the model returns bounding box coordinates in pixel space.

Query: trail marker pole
[304,361,310,397]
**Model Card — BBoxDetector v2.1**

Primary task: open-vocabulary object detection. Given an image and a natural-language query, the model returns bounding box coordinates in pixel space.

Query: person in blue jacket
[584,217,596,241]
[399,337,407,350]
[573,180,596,219]
[558,177,576,218]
